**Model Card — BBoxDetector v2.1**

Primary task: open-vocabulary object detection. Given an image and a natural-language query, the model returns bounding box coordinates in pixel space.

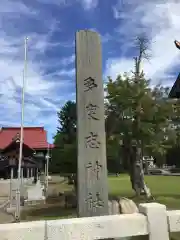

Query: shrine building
[0,127,54,179]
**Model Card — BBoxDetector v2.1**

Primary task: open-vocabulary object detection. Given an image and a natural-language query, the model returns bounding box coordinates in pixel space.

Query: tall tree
[132,36,152,197]
[50,101,77,174]
[105,37,175,198]
[57,100,76,139]
[106,72,153,197]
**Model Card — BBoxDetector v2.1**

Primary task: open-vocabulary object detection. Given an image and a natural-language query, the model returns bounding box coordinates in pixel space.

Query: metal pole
[9,168,13,208]
[21,168,23,184]
[15,37,28,222]
[44,162,47,181]
[45,144,50,196]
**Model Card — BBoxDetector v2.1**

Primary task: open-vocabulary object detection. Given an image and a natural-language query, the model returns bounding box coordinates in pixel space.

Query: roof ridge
[1,127,45,130]
[0,126,52,149]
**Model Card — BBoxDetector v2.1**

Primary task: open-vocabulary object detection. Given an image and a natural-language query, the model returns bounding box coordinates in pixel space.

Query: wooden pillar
[31,168,33,178]
[10,167,14,179]
[36,168,39,180]
[15,167,18,179]
[44,162,47,178]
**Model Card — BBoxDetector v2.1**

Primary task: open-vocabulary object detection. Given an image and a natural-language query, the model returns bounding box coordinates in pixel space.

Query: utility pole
[15,37,28,222]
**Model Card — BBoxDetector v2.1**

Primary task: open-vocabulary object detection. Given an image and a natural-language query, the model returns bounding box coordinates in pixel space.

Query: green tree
[57,100,76,139]
[50,101,77,174]
[105,37,175,198]
[106,72,153,197]
[144,86,175,167]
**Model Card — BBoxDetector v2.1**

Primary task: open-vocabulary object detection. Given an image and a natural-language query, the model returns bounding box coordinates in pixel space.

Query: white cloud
[60,55,75,66]
[0,0,37,15]
[105,0,180,87]
[36,0,67,5]
[36,0,98,10]
[39,98,59,111]
[79,0,98,9]
[0,0,102,144]
[56,68,75,77]
[0,0,75,143]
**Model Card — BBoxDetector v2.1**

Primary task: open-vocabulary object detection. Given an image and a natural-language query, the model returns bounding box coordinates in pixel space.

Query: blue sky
[0,0,180,143]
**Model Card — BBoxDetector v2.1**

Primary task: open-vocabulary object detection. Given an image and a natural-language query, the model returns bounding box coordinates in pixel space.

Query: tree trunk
[124,138,136,192]
[124,138,152,199]
[144,160,149,175]
[132,145,152,198]
[128,145,136,192]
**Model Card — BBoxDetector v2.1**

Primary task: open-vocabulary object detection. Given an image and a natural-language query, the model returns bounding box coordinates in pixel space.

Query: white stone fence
[0,203,180,240]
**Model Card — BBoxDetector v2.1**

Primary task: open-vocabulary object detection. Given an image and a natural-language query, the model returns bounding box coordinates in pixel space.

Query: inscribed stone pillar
[75,30,109,217]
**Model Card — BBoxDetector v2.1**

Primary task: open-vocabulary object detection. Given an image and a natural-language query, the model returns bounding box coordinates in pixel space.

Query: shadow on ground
[21,195,77,221]
[21,204,77,220]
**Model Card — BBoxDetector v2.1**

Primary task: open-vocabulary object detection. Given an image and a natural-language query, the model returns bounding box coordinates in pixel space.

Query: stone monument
[75,30,109,217]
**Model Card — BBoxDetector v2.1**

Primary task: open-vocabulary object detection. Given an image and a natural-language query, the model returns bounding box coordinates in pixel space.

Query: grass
[109,174,180,240]
[109,174,180,209]
[22,174,180,239]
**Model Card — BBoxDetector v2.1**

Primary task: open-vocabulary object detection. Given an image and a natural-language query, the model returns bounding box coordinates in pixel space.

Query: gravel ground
[0,175,68,224]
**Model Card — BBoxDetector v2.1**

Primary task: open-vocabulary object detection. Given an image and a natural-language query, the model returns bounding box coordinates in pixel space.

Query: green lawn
[109,174,180,209]
[23,174,180,239]
[109,174,180,240]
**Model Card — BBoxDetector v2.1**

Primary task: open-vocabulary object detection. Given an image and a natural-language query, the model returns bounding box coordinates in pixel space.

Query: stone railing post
[139,203,169,240]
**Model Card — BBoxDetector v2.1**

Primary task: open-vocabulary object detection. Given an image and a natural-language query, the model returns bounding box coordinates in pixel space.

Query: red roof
[0,127,54,150]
